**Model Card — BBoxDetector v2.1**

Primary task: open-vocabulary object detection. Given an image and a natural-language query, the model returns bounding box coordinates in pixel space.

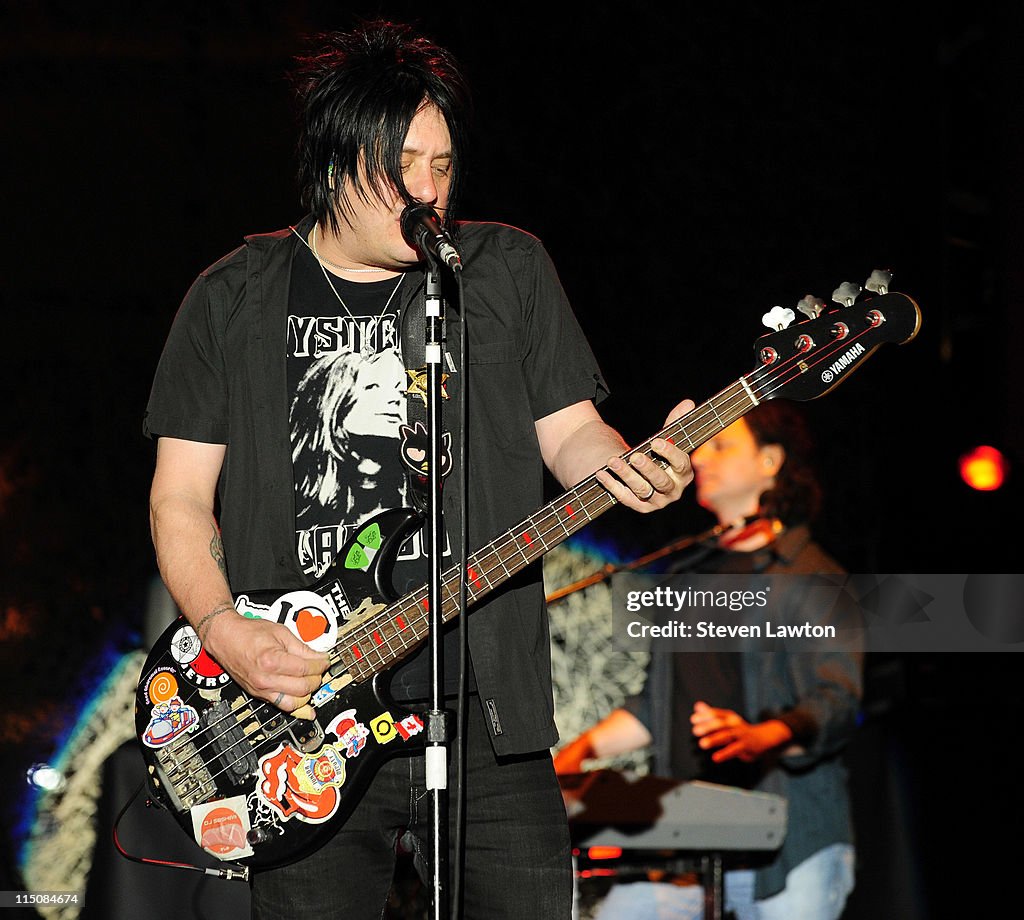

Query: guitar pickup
[203,699,261,784]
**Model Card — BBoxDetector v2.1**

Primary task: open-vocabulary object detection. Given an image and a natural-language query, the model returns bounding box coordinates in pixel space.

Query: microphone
[400,203,463,272]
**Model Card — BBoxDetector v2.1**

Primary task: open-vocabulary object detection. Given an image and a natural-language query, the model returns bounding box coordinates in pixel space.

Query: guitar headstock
[750,271,921,404]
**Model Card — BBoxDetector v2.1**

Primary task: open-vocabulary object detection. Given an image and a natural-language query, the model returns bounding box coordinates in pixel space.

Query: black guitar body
[134,507,431,870]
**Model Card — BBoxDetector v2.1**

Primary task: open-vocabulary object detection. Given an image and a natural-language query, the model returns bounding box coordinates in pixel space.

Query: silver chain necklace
[289,222,405,357]
[310,243,405,359]
[290,223,390,274]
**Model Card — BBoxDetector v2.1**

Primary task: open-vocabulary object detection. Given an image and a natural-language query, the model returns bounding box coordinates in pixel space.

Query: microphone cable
[450,265,469,920]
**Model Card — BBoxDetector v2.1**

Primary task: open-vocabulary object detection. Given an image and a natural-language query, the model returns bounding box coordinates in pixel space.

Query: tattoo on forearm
[196,602,235,643]
[210,526,227,577]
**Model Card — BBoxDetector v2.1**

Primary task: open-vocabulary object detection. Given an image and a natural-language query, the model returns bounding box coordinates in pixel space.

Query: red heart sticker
[295,607,329,642]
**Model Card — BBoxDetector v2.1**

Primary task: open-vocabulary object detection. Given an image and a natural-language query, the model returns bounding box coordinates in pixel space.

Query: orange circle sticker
[200,806,246,855]
[146,668,179,704]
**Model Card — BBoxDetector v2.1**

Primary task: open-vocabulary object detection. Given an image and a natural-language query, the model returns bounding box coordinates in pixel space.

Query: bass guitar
[135,277,920,869]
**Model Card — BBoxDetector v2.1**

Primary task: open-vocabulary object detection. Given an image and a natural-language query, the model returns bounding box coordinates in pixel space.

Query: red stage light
[586,846,623,860]
[959,445,1008,491]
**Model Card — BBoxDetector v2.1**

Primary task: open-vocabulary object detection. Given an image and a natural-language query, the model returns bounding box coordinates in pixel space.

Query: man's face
[334,103,453,270]
[691,418,776,518]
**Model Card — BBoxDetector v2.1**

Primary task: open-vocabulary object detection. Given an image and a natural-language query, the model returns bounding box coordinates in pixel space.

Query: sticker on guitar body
[141,695,199,749]
[369,711,425,744]
[257,742,347,823]
[235,589,349,653]
[324,709,371,759]
[169,624,231,689]
[191,796,255,859]
[252,708,378,825]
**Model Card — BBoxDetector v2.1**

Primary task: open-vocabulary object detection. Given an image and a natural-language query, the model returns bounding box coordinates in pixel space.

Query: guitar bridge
[153,739,216,811]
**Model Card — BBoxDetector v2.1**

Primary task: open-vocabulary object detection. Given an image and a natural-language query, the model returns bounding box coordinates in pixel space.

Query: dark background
[2,2,1021,917]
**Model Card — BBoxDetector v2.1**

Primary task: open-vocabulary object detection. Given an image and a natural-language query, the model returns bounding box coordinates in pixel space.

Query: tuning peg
[796,295,826,320]
[831,282,862,307]
[865,269,893,294]
[762,305,796,331]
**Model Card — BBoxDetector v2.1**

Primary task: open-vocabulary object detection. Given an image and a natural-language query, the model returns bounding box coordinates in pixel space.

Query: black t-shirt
[287,248,464,699]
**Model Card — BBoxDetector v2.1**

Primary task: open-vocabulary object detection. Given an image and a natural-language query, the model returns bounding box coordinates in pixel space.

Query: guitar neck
[335,377,759,682]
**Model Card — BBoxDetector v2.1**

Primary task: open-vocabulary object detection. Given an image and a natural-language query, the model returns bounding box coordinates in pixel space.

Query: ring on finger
[273,691,285,708]
[638,482,656,501]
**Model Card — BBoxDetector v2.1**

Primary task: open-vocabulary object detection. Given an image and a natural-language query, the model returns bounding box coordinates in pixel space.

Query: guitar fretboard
[332,378,760,682]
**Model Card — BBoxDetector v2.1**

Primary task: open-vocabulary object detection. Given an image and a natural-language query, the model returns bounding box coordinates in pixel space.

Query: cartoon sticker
[399,421,453,479]
[190,795,254,859]
[311,680,341,708]
[325,709,370,759]
[142,696,199,748]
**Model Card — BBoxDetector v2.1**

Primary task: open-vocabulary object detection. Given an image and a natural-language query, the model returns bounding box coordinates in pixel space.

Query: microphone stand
[423,254,452,920]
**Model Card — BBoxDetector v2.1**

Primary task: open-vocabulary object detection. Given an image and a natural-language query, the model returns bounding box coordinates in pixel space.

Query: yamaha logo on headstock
[821,342,867,384]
